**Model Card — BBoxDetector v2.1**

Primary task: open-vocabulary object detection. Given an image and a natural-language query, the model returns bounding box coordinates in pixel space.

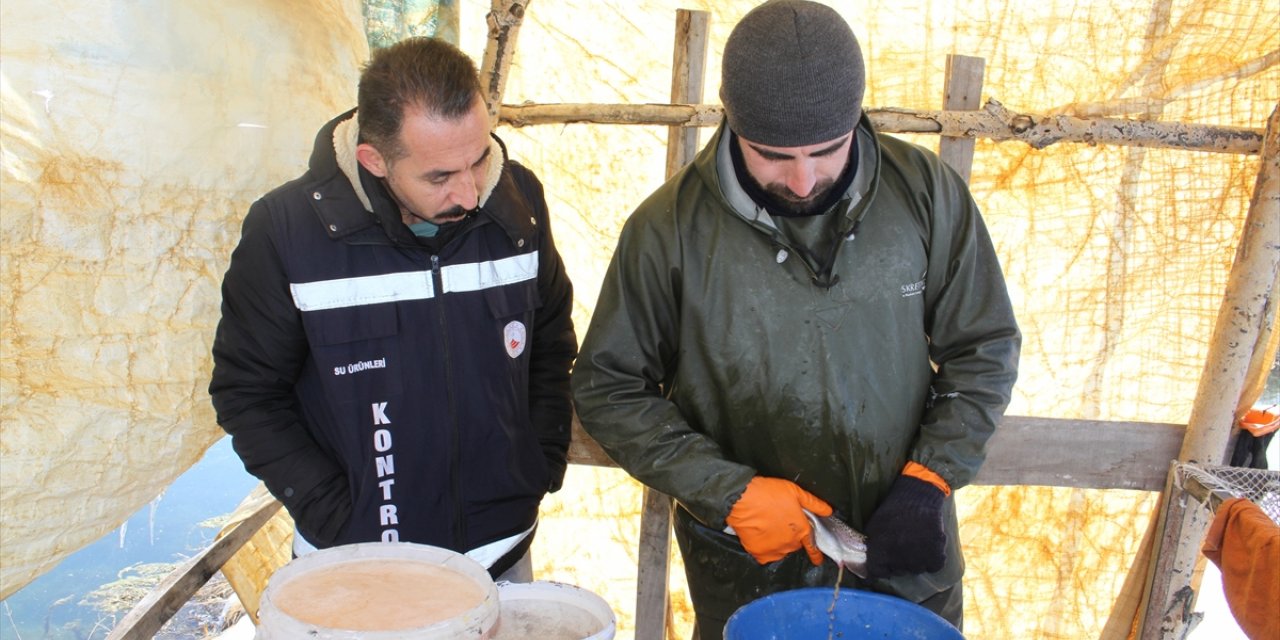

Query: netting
[1178,463,1280,525]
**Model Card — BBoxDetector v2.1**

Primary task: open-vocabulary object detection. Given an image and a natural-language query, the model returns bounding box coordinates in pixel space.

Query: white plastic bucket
[256,542,499,639]
[490,580,616,640]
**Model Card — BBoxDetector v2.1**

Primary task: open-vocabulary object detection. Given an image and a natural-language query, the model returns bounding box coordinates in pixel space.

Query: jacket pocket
[484,277,540,320]
[469,280,547,501]
[484,280,540,364]
[300,303,404,402]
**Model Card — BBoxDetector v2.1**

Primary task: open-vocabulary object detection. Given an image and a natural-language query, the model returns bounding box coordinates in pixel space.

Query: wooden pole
[479,0,531,127]
[634,13,710,640]
[498,100,1266,155]
[939,54,985,182]
[1136,464,1217,640]
[106,498,281,640]
[1137,102,1280,639]
[665,10,709,173]
[634,493,675,640]
[1180,103,1280,464]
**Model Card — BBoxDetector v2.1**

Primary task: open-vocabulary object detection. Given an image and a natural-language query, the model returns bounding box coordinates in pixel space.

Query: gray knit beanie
[720,0,865,147]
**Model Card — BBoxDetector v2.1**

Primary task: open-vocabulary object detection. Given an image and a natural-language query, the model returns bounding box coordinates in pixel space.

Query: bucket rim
[495,579,616,623]
[493,580,617,639]
[724,587,963,639]
[257,541,500,639]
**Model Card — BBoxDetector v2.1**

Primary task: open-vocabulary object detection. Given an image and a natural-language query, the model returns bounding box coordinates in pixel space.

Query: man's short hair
[357,37,484,161]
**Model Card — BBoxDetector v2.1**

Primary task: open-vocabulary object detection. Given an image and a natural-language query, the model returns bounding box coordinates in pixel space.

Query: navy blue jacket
[209,110,576,569]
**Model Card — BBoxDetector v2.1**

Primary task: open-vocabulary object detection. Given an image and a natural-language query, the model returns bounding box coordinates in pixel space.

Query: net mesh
[1178,463,1280,525]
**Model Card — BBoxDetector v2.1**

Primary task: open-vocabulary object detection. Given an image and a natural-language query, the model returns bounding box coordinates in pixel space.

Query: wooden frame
[104,500,281,640]
[498,101,1264,155]
[572,416,1186,492]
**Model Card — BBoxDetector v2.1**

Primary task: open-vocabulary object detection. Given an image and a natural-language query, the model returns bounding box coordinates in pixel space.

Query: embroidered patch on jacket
[504,321,527,358]
[901,278,926,297]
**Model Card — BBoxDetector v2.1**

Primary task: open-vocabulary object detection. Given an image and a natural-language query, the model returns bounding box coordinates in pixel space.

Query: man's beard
[750,176,839,217]
[381,171,474,226]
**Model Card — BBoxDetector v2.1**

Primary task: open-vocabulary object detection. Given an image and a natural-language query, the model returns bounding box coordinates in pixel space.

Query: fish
[804,510,868,579]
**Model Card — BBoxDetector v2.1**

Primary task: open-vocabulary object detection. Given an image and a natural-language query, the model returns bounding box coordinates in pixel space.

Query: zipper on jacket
[812,217,863,289]
[432,253,468,549]
[767,231,846,290]
[763,204,863,290]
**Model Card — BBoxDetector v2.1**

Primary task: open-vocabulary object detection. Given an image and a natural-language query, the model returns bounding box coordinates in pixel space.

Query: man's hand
[726,476,833,565]
[865,465,949,578]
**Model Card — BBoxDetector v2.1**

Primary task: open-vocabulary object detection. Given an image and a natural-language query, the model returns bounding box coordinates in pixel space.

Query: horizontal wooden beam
[499,100,1264,155]
[568,413,616,468]
[569,414,1186,492]
[974,416,1184,491]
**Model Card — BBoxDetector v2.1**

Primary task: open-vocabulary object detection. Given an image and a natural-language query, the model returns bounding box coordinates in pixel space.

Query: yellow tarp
[2,0,1277,638]
[0,0,369,600]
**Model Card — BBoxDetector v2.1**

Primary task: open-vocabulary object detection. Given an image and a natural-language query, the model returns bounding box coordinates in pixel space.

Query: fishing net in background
[1178,463,1280,525]
[1142,462,1280,638]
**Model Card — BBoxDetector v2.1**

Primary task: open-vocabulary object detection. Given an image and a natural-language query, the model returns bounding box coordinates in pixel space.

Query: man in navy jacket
[209,37,576,581]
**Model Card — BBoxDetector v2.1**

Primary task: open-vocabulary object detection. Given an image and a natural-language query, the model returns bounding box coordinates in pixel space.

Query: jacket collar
[306,109,517,244]
[330,111,505,214]
[699,114,881,235]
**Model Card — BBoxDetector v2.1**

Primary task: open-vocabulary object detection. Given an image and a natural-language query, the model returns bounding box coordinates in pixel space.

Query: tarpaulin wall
[0,0,369,599]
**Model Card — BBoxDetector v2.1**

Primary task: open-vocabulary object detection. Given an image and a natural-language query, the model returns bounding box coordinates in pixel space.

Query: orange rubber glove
[726,476,833,565]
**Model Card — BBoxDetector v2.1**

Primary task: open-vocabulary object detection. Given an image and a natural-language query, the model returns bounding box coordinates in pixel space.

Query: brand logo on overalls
[504,321,527,358]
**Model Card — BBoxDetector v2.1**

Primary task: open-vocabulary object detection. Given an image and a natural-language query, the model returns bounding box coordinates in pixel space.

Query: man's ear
[356,143,388,177]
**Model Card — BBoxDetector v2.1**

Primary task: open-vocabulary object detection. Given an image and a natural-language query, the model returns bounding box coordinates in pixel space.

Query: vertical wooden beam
[635,489,675,640]
[633,12,711,640]
[1137,103,1280,639]
[479,0,531,127]
[1180,102,1280,465]
[939,55,985,183]
[666,10,710,174]
[1137,466,1216,639]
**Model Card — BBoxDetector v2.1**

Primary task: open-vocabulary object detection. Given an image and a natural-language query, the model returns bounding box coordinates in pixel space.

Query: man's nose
[785,161,818,198]
[450,171,479,210]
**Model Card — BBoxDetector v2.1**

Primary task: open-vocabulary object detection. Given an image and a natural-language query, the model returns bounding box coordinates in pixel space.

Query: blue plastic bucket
[723,588,964,639]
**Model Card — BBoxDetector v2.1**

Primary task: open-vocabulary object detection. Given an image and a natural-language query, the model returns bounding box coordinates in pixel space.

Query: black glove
[864,475,947,578]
